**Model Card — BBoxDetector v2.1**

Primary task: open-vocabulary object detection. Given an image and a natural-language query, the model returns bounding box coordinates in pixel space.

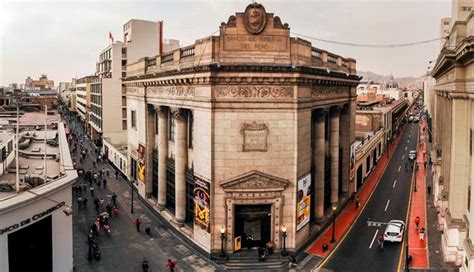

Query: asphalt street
[322,122,419,272]
[63,112,219,272]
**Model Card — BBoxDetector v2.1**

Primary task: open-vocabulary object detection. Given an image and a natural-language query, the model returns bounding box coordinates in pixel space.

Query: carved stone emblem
[147,86,195,97]
[244,3,267,34]
[241,122,269,152]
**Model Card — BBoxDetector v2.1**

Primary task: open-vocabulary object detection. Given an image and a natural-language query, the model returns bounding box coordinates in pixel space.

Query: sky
[0,0,451,86]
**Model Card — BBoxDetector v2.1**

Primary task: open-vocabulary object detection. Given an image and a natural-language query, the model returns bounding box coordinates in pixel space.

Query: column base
[156,203,166,211]
[173,218,185,227]
[315,216,326,223]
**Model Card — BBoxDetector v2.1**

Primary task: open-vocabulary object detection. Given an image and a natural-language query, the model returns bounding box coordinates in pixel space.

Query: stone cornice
[124,64,360,87]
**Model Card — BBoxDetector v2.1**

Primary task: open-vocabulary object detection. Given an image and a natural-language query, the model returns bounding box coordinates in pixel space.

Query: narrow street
[65,113,218,272]
[321,122,419,271]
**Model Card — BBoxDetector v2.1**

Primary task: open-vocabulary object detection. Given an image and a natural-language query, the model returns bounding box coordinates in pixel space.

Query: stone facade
[124,3,359,255]
[431,6,474,270]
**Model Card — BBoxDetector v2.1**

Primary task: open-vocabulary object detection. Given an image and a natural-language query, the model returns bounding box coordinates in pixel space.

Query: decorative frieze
[215,86,293,99]
[147,86,195,97]
[311,86,349,99]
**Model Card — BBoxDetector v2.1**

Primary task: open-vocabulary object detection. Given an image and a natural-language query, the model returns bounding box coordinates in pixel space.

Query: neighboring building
[75,76,96,134]
[402,89,416,105]
[430,1,474,269]
[356,80,382,96]
[352,128,385,191]
[90,19,179,175]
[423,77,436,117]
[25,74,55,90]
[356,99,408,148]
[124,3,359,257]
[0,110,77,272]
[23,89,58,109]
[357,77,403,101]
[440,18,451,49]
[379,77,403,100]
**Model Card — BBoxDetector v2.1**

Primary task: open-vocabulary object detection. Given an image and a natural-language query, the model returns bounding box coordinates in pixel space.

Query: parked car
[408,150,417,160]
[384,220,405,242]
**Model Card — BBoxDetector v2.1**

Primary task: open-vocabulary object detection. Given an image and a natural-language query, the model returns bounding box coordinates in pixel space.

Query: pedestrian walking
[377,235,384,250]
[415,162,419,171]
[94,197,100,214]
[351,192,355,203]
[106,202,113,217]
[111,192,117,206]
[427,184,432,195]
[141,258,150,272]
[166,259,177,272]
[423,161,427,169]
[103,179,107,189]
[134,218,141,232]
[419,227,425,240]
[90,185,95,196]
[355,196,360,208]
[415,216,420,230]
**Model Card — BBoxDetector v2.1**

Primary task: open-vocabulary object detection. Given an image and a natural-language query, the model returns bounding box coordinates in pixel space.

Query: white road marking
[405,146,407,151]
[393,180,397,188]
[384,200,391,211]
[402,154,405,160]
[369,229,379,249]
[398,166,401,172]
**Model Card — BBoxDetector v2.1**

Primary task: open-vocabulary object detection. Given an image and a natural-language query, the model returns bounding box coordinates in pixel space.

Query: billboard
[296,174,311,231]
[194,177,210,232]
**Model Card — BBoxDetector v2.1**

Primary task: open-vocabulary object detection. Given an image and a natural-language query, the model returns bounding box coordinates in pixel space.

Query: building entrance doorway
[234,204,271,250]
[357,165,363,189]
[8,215,52,272]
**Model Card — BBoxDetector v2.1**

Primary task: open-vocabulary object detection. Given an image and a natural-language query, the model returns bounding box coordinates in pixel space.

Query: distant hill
[357,71,426,89]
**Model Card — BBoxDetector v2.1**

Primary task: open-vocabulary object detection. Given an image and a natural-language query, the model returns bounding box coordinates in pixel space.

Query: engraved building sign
[241,122,269,152]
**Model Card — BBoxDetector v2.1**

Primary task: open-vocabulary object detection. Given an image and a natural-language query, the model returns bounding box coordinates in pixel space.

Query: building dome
[384,79,399,89]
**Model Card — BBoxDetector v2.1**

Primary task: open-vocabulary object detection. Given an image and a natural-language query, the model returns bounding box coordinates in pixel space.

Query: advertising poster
[296,174,311,231]
[350,143,357,180]
[194,177,210,232]
[138,160,145,182]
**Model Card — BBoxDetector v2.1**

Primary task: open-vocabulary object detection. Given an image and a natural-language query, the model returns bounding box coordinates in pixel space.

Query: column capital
[156,106,168,116]
[330,106,341,117]
[314,109,327,123]
[147,104,156,112]
[171,108,187,122]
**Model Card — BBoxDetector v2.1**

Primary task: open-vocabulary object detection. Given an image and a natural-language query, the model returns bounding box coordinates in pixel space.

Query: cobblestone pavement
[66,113,219,272]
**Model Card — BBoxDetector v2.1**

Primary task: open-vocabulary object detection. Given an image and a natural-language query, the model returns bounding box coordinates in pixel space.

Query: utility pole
[44,105,47,182]
[15,103,19,193]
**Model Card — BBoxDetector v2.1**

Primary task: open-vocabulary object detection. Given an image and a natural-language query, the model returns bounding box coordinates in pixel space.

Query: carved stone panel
[311,86,348,99]
[220,170,289,193]
[147,86,195,97]
[241,122,269,152]
[215,86,293,99]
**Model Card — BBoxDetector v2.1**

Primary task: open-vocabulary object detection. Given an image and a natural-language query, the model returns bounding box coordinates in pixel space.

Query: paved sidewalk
[407,119,428,269]
[64,113,219,272]
[306,128,404,257]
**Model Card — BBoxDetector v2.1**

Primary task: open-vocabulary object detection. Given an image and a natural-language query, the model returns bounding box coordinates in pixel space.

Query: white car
[408,150,417,160]
[384,220,405,242]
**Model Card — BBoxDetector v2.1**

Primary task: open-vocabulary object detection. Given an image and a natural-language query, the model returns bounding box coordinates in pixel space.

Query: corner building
[124,4,359,255]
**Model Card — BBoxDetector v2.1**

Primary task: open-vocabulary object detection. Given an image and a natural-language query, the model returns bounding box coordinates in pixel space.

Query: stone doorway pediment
[220,170,289,193]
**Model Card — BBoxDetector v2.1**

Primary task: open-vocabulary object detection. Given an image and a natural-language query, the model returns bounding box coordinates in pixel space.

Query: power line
[291,32,445,48]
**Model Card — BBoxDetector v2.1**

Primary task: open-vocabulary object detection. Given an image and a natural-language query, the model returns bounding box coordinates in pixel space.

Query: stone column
[173,108,188,225]
[145,104,156,196]
[330,106,341,204]
[157,107,168,210]
[314,109,326,220]
[340,104,350,196]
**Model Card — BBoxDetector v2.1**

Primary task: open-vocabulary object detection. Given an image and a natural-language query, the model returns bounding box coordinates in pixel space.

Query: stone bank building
[124,4,359,256]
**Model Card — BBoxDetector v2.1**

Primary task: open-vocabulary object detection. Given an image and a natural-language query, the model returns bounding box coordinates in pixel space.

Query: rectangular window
[169,112,175,141]
[122,120,127,130]
[131,110,136,128]
[122,108,127,119]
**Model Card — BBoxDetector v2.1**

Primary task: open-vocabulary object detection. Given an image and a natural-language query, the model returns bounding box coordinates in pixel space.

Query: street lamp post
[281,226,288,256]
[220,226,227,258]
[330,203,338,243]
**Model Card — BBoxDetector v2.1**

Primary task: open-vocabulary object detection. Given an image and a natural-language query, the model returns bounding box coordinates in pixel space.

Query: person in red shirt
[415,216,420,230]
[166,259,177,272]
